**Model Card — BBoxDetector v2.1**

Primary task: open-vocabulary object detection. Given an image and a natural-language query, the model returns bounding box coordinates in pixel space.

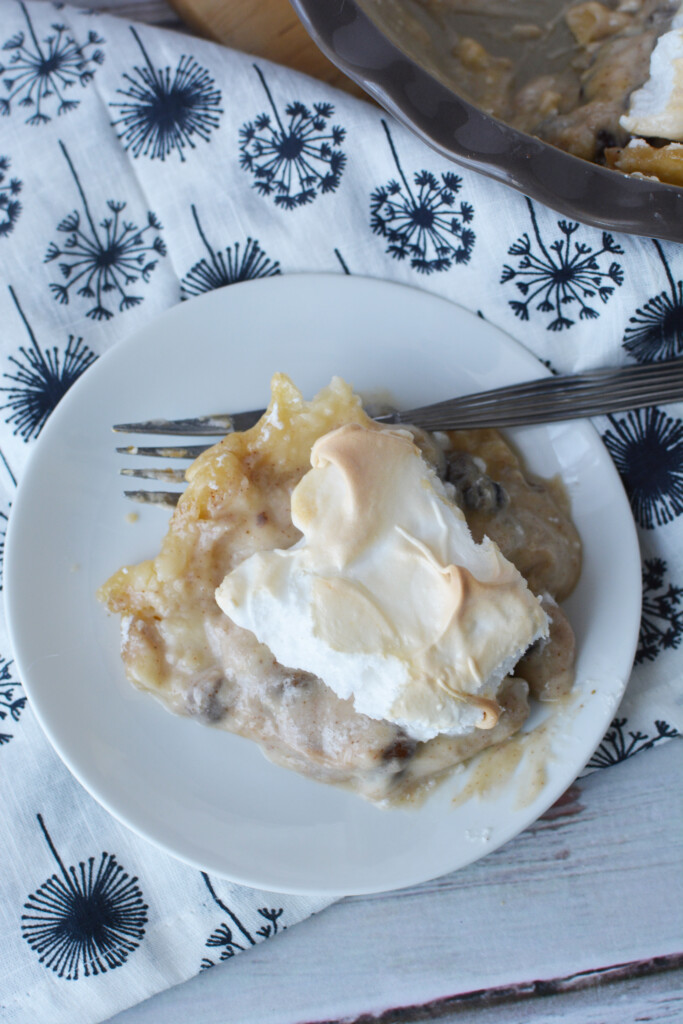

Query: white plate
[5,275,641,896]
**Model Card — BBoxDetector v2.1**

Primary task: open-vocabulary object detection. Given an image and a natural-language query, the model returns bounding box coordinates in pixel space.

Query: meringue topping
[216,422,549,741]
[620,3,683,142]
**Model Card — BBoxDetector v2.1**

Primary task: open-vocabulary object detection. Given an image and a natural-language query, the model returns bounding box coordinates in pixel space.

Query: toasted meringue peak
[216,421,548,740]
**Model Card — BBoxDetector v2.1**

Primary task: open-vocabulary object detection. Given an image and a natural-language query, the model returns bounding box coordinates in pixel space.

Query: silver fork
[115,358,683,506]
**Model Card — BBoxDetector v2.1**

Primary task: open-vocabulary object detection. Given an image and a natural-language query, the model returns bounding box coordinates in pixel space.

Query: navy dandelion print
[0,156,22,237]
[239,64,346,208]
[201,921,246,967]
[623,239,683,363]
[602,407,683,529]
[22,814,148,979]
[180,203,280,299]
[371,120,475,273]
[334,248,351,275]
[1,286,97,441]
[45,141,166,320]
[501,198,624,330]
[586,717,679,769]
[0,655,25,747]
[0,448,16,489]
[637,557,683,663]
[255,907,284,939]
[0,508,6,590]
[200,872,285,970]
[200,872,255,970]
[0,2,104,125]
[110,26,222,161]
[0,504,9,590]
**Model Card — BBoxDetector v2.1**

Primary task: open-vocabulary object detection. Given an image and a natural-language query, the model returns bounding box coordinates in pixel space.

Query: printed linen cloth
[0,1,681,1021]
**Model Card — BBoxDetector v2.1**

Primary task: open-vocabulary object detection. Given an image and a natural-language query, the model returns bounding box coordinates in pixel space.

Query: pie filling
[358,0,683,184]
[99,375,581,806]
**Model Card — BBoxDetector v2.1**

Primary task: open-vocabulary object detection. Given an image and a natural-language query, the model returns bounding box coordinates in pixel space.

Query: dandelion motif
[586,717,679,769]
[180,204,280,299]
[110,27,222,161]
[22,814,148,979]
[602,407,683,529]
[334,248,351,275]
[0,506,8,589]
[200,872,284,969]
[0,2,104,125]
[0,655,25,747]
[1,286,97,441]
[370,120,475,273]
[540,357,559,375]
[623,239,683,363]
[239,64,346,209]
[0,155,22,237]
[501,198,624,330]
[45,141,166,320]
[636,557,683,664]
[0,449,16,489]
[200,872,255,969]
[202,921,245,966]
[255,907,284,939]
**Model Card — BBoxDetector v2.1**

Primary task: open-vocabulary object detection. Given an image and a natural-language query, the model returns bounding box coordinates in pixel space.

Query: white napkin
[0,2,680,1021]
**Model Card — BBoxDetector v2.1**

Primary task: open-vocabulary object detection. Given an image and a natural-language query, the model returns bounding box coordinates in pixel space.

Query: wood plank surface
[166,0,366,95]
[78,0,183,25]
[106,740,683,1024]
[111,965,683,1024]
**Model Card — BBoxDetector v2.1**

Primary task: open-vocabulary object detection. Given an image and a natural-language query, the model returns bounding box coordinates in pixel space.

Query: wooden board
[166,0,368,97]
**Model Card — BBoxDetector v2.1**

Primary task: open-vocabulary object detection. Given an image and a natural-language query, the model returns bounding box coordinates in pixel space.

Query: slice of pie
[99,374,580,804]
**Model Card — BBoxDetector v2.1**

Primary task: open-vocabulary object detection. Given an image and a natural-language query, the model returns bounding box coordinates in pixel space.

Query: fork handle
[114,358,683,436]
[398,358,683,431]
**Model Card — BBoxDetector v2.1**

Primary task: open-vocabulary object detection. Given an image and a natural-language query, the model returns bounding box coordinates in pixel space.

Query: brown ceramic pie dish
[290,0,683,242]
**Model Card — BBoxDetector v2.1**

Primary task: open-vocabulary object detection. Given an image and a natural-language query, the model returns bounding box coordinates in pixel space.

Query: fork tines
[116,444,211,460]
[113,409,264,436]
[115,411,266,505]
[124,489,183,507]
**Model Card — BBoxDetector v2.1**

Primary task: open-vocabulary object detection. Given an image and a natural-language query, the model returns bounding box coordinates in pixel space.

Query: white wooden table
[55,2,682,1020]
[105,742,682,1024]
